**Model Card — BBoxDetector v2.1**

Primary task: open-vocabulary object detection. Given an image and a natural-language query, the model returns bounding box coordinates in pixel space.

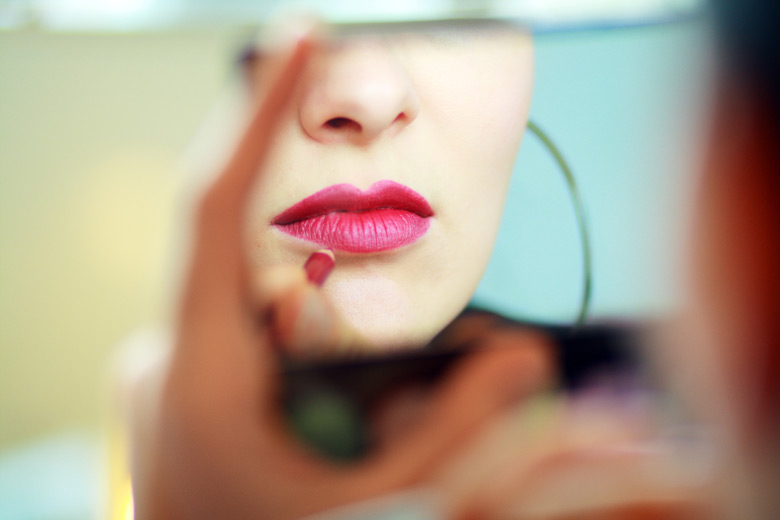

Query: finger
[181,31,315,326]
[166,31,315,432]
[352,334,555,494]
[431,394,564,516]
[488,447,705,520]
[268,285,357,355]
[251,250,335,310]
[439,396,681,520]
[251,265,309,313]
[252,252,357,355]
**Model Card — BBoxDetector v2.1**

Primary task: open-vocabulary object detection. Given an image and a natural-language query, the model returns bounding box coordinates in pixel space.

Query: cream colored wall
[0,29,240,449]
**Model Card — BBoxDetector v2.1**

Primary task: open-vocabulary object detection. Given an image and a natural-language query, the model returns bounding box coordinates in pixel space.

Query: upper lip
[272,180,434,225]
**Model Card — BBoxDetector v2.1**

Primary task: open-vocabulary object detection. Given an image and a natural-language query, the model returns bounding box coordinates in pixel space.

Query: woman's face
[245,25,534,348]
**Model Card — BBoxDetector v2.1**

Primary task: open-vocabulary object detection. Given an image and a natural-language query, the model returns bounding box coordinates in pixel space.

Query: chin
[326,274,446,350]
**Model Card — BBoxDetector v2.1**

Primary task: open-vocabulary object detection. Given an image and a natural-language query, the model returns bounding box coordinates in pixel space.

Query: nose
[298,41,420,145]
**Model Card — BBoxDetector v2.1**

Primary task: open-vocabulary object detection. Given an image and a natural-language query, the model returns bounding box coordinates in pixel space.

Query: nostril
[325,117,362,132]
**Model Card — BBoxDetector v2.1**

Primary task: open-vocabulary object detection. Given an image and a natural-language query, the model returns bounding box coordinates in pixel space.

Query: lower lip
[274,209,431,253]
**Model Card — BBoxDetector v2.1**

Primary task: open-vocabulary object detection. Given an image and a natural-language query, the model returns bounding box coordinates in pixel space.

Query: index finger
[182,32,315,320]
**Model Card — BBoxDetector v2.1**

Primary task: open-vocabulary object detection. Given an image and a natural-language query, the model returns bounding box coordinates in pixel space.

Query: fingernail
[304,249,335,287]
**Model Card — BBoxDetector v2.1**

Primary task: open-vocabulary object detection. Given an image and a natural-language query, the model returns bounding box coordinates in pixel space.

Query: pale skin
[244,24,534,348]
[133,27,705,520]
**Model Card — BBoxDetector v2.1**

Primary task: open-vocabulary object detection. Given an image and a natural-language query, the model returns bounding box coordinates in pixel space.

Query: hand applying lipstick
[253,249,356,355]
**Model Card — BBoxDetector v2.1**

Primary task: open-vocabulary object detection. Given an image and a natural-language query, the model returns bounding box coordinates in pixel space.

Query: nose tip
[298,45,420,145]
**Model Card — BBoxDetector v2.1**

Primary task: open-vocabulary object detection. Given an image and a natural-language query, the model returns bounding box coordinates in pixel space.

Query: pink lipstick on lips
[272,180,433,253]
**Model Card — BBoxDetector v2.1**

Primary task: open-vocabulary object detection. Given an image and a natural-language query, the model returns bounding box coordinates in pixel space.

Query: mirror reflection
[241,20,536,352]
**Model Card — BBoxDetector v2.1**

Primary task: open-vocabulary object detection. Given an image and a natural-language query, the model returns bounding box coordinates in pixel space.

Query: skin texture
[243,25,534,348]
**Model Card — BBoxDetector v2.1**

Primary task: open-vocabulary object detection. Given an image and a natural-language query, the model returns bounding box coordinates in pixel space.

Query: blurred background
[0,0,709,518]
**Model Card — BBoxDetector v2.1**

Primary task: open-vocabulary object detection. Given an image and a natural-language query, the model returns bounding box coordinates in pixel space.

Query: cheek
[422,58,530,162]
[414,46,532,265]
[416,42,531,196]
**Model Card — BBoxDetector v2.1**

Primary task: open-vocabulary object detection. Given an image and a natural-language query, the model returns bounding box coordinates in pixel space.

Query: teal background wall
[474,21,710,323]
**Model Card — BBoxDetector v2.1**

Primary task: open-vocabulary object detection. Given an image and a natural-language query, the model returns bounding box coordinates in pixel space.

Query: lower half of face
[245,29,533,349]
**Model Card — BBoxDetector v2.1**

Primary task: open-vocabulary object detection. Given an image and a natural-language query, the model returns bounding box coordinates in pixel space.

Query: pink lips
[272,180,433,253]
